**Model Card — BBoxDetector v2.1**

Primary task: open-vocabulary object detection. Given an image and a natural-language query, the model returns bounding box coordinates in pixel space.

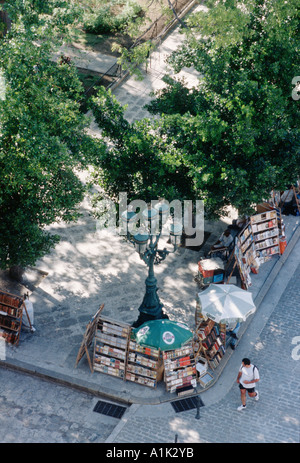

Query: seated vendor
[210,229,233,251]
[281,186,297,215]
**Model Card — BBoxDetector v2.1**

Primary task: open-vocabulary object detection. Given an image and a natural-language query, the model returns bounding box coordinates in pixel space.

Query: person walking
[236,358,260,411]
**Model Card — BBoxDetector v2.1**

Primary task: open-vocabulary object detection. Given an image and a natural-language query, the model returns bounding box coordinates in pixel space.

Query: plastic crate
[213,273,224,283]
[198,258,224,278]
[198,264,214,278]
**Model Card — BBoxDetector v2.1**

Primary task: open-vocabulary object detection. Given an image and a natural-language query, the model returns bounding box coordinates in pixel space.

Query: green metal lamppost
[121,201,182,328]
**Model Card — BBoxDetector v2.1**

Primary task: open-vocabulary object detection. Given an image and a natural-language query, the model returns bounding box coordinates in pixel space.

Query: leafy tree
[146,0,300,216]
[89,86,194,204]
[105,0,189,78]
[90,0,300,220]
[0,1,106,274]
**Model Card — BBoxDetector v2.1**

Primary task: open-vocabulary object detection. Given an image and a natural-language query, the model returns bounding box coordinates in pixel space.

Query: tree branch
[167,0,188,28]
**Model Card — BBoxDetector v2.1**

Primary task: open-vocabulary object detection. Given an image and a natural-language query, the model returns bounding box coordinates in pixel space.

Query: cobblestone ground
[0,368,118,443]
[112,263,300,444]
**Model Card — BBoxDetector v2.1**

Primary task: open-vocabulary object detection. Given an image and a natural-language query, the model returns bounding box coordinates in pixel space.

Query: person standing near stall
[226,320,240,350]
[236,358,260,411]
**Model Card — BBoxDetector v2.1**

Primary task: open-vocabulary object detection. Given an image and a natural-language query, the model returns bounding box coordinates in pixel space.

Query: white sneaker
[237,405,247,411]
[254,391,259,401]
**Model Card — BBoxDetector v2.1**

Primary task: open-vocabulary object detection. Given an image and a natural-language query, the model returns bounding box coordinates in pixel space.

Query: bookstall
[227,209,283,289]
[194,308,226,372]
[75,310,210,392]
[75,309,219,392]
[126,338,163,388]
[232,222,255,288]
[163,344,197,394]
[251,210,280,260]
[93,316,130,379]
[0,290,33,345]
[75,304,104,372]
[88,313,163,387]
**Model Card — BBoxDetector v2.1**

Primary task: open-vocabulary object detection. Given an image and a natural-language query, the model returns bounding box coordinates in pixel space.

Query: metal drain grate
[93,400,127,419]
[171,396,204,413]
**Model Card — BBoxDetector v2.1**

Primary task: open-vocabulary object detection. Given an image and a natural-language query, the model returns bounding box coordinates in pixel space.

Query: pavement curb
[0,358,132,405]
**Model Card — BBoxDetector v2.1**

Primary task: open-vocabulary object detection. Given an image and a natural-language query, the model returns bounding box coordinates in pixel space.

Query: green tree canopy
[89,87,194,204]
[0,0,106,270]
[90,0,300,219]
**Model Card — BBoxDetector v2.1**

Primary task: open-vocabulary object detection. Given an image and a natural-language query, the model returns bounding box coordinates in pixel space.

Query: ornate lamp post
[121,201,182,328]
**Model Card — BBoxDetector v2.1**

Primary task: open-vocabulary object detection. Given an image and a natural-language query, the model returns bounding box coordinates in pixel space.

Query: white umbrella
[197,284,256,324]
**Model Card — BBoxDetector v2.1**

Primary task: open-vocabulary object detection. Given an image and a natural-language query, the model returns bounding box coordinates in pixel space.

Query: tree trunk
[9,265,25,282]
[0,1,11,37]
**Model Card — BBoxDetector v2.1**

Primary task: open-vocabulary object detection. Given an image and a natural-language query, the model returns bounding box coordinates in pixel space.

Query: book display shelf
[251,210,280,261]
[195,306,226,371]
[163,344,197,393]
[232,210,281,289]
[75,304,104,372]
[93,316,130,379]
[92,315,163,387]
[256,202,285,242]
[234,223,256,289]
[126,339,163,388]
[0,290,25,345]
[196,317,226,370]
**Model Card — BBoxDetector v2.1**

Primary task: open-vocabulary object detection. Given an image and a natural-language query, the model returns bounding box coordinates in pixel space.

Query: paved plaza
[1,2,300,444]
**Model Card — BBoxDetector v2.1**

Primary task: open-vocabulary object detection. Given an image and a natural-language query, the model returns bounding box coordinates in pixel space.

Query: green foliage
[0,2,106,269]
[89,87,194,204]
[1,0,83,40]
[83,0,143,35]
[87,0,300,220]
[145,0,300,216]
[0,19,5,37]
[113,40,155,80]
[145,75,198,115]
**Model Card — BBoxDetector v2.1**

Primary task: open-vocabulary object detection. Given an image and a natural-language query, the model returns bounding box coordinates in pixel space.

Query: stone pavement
[0,367,115,443]
[0,1,225,406]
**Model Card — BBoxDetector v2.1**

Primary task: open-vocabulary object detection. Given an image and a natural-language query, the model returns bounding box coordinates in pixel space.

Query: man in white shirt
[236,357,260,411]
[209,230,234,258]
[213,229,233,249]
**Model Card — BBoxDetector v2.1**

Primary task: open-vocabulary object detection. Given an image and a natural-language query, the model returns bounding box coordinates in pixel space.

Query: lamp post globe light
[121,201,182,328]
